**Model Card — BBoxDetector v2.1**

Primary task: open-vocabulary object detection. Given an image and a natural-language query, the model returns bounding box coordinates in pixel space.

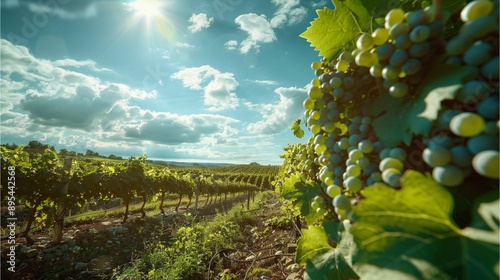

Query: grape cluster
[350,6,445,98]
[422,0,500,186]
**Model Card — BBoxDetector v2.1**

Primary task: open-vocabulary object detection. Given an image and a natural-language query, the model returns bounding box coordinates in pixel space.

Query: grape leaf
[291,119,305,139]
[300,1,364,61]
[282,173,323,225]
[368,62,468,147]
[297,225,359,280]
[350,171,500,280]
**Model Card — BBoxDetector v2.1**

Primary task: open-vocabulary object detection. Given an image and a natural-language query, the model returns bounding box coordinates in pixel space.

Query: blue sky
[1,0,332,164]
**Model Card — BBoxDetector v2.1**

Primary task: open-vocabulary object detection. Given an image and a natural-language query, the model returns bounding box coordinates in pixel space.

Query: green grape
[382,65,400,81]
[333,194,351,210]
[336,60,350,72]
[349,149,364,162]
[460,15,498,41]
[449,112,485,137]
[370,64,383,77]
[357,33,375,51]
[311,110,321,120]
[358,140,374,153]
[356,157,370,169]
[308,86,323,99]
[432,165,464,187]
[311,78,321,86]
[409,25,430,43]
[344,176,363,192]
[355,50,377,67]
[311,125,321,135]
[484,121,500,135]
[382,168,402,187]
[311,61,322,70]
[372,27,390,45]
[389,82,409,98]
[327,185,342,198]
[385,8,405,28]
[450,146,473,167]
[423,146,452,167]
[460,0,494,22]
[379,157,404,171]
[303,98,315,109]
[472,150,499,179]
[346,165,362,177]
[316,207,326,216]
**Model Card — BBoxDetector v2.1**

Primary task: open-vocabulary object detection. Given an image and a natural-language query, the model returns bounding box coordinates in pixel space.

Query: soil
[1,193,303,280]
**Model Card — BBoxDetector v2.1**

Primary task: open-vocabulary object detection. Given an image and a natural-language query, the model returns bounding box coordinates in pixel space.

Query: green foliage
[282,173,323,225]
[350,171,499,279]
[291,119,305,139]
[301,0,392,61]
[297,225,359,280]
[368,62,469,147]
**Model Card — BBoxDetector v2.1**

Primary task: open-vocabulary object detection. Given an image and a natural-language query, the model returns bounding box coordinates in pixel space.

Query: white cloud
[176,42,195,48]
[171,65,240,111]
[270,0,308,28]
[234,13,276,54]
[52,59,112,72]
[312,0,328,8]
[247,86,306,134]
[26,2,97,20]
[224,40,238,51]
[251,80,278,86]
[0,39,240,147]
[188,13,214,33]
[2,0,20,8]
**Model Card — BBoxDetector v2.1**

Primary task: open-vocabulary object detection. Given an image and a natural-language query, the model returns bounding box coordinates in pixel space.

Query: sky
[0,0,333,165]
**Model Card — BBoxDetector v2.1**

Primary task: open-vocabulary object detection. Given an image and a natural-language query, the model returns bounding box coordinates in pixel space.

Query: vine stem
[433,0,443,21]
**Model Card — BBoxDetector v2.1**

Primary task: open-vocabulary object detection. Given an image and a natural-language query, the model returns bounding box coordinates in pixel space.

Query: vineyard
[275,0,499,279]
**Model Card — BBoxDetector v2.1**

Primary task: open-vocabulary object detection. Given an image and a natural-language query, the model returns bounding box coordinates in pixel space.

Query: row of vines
[276,0,499,279]
[0,145,277,245]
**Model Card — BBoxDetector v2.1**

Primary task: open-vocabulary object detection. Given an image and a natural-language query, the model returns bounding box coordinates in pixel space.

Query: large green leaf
[350,171,500,279]
[300,0,390,61]
[297,225,359,280]
[282,173,323,225]
[368,62,468,147]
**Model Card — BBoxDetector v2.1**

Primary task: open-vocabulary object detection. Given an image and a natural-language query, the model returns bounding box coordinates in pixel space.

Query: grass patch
[112,191,276,280]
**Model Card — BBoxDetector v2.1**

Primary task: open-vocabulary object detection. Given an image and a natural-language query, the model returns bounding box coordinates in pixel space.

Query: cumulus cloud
[270,0,308,28]
[233,13,276,54]
[176,42,195,48]
[0,39,239,149]
[52,59,112,72]
[171,65,240,111]
[224,40,238,51]
[188,13,214,33]
[247,86,306,134]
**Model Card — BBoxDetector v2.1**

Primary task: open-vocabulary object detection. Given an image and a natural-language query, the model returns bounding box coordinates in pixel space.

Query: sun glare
[130,0,163,19]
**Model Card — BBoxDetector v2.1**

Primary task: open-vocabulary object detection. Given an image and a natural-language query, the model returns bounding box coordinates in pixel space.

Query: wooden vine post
[53,157,72,243]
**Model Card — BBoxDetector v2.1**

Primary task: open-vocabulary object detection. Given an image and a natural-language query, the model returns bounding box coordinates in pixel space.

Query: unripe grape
[472,150,499,179]
[460,0,494,22]
[357,33,375,51]
[327,185,342,198]
[449,112,485,137]
[379,157,404,172]
[385,8,405,29]
[333,194,351,209]
[372,28,390,45]
[382,168,402,187]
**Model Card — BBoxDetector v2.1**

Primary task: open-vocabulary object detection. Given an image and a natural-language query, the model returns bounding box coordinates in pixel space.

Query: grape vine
[278,0,499,279]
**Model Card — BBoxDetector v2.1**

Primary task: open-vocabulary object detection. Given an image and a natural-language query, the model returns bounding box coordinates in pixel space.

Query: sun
[130,0,163,19]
